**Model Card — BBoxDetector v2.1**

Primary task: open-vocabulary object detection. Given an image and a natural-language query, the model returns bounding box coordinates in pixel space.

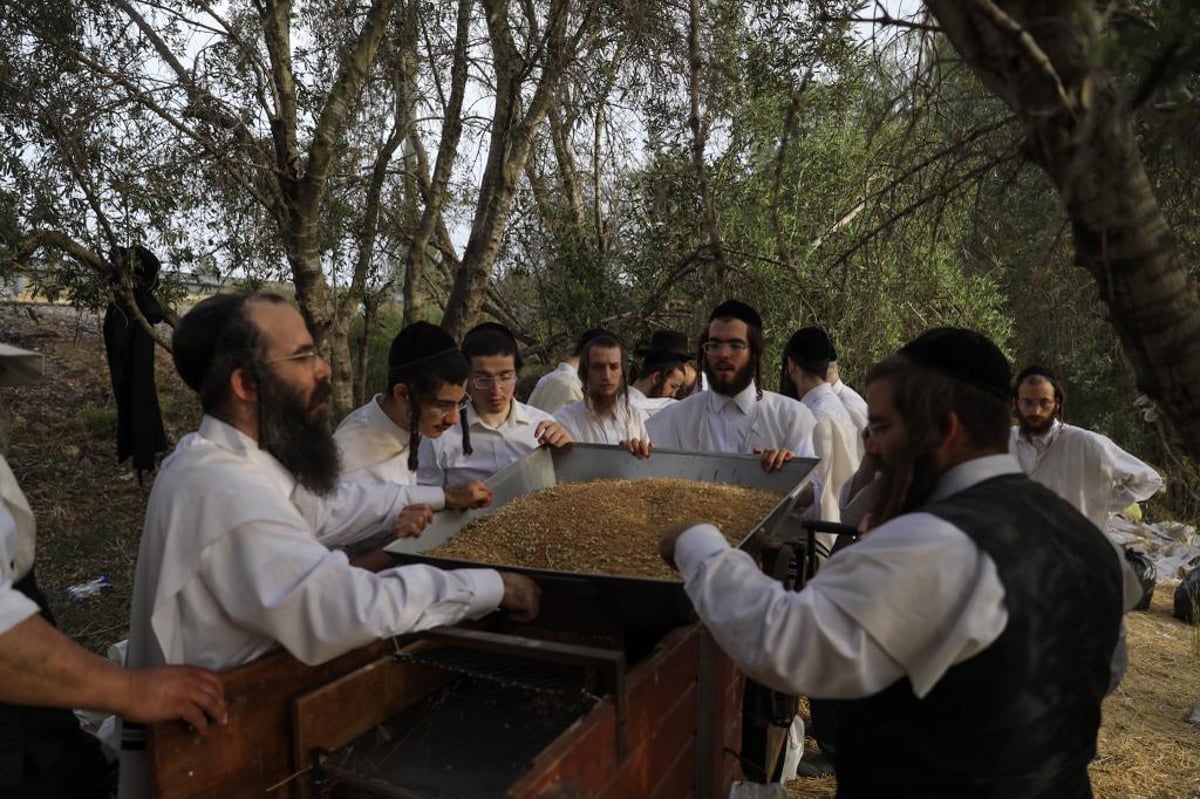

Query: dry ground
[1,301,1197,797]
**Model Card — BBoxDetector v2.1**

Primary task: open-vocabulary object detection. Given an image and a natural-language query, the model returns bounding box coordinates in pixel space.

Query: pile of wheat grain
[427,477,782,580]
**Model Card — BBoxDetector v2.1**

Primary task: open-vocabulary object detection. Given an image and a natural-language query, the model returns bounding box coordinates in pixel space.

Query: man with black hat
[332,321,493,511]
[628,330,693,417]
[527,326,609,414]
[1011,366,1162,531]
[646,300,816,471]
[780,325,861,529]
[418,322,572,487]
[661,327,1141,798]
[0,343,226,799]
[119,293,541,798]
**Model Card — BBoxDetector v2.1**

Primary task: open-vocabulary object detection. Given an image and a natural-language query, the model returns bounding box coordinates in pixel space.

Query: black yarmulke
[709,300,763,329]
[900,327,1011,399]
[172,293,248,393]
[464,321,517,348]
[785,326,835,362]
[388,321,459,372]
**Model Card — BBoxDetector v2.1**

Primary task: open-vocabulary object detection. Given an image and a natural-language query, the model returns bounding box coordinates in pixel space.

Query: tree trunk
[926,0,1200,461]
[441,0,573,338]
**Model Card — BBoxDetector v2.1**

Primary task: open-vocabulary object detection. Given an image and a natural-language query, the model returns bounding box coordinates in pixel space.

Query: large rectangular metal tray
[385,443,816,629]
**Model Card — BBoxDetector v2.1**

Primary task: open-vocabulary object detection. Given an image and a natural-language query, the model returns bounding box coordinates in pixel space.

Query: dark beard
[869,448,942,528]
[257,371,341,496]
[705,359,754,397]
[1018,414,1055,437]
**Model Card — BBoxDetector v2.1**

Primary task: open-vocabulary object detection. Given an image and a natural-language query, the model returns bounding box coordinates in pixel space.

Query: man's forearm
[0,613,133,714]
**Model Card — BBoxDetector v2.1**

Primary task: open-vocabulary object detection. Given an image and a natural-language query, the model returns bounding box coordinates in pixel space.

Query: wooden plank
[291,656,453,787]
[148,641,391,799]
[597,682,697,799]
[508,625,700,798]
[651,740,696,799]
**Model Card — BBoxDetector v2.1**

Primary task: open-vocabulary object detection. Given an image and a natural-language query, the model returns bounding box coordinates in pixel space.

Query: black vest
[833,474,1123,799]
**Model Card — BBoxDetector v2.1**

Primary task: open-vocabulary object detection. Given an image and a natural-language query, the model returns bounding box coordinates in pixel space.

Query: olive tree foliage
[918,0,1200,465]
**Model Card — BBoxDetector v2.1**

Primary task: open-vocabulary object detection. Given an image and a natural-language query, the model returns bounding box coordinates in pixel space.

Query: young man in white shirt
[119,294,540,798]
[827,351,868,435]
[418,323,571,486]
[0,344,226,799]
[1010,366,1163,530]
[661,328,1140,798]
[553,333,651,451]
[780,326,861,525]
[627,330,692,416]
[526,326,608,413]
[645,300,817,470]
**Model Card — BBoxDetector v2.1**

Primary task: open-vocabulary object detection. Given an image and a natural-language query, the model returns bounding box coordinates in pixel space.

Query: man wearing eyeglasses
[1010,366,1162,530]
[418,323,571,487]
[645,300,817,472]
[120,295,540,799]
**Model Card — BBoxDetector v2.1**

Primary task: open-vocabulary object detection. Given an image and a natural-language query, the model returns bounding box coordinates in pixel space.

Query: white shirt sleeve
[198,517,505,665]
[309,481,446,549]
[0,505,38,636]
[1100,437,1163,510]
[675,515,1008,700]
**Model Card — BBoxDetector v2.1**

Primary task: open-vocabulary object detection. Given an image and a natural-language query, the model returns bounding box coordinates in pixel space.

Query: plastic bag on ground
[1173,565,1200,624]
[1123,548,1156,610]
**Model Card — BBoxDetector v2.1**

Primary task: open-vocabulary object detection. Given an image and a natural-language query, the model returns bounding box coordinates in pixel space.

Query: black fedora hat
[635,329,694,362]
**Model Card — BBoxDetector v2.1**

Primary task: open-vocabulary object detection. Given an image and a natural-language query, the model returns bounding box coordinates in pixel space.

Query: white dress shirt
[333,395,446,492]
[553,397,648,444]
[674,454,1140,701]
[645,384,817,457]
[831,379,868,434]
[799,383,861,526]
[0,456,38,636]
[627,385,676,417]
[1010,420,1163,530]
[417,400,555,486]
[119,416,505,799]
[527,362,583,414]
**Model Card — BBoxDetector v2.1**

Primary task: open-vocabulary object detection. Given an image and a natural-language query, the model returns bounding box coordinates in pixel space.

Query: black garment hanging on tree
[103,246,168,483]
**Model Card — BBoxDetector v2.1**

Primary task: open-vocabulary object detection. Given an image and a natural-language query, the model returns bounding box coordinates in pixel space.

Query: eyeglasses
[470,372,518,390]
[1017,398,1057,411]
[261,350,322,368]
[428,396,472,414]
[702,339,749,354]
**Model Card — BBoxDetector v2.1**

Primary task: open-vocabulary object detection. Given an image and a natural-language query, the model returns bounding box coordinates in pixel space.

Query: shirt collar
[467,398,531,431]
[198,415,297,496]
[366,393,412,445]
[802,382,835,408]
[707,382,757,415]
[929,453,1023,502]
[627,385,648,403]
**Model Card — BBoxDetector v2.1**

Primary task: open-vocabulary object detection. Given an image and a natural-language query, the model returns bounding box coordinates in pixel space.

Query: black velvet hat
[635,330,694,362]
[709,300,763,329]
[899,327,1011,399]
[784,326,835,362]
[388,321,460,374]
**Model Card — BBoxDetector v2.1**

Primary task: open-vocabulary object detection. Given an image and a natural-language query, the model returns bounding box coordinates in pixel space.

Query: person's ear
[230,367,257,403]
[392,383,409,403]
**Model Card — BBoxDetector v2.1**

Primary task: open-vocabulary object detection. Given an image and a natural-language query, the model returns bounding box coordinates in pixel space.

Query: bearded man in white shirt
[526,326,608,413]
[645,300,817,471]
[553,333,651,453]
[662,327,1140,799]
[418,322,571,486]
[1010,366,1163,530]
[0,344,226,799]
[627,330,693,416]
[119,293,540,799]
